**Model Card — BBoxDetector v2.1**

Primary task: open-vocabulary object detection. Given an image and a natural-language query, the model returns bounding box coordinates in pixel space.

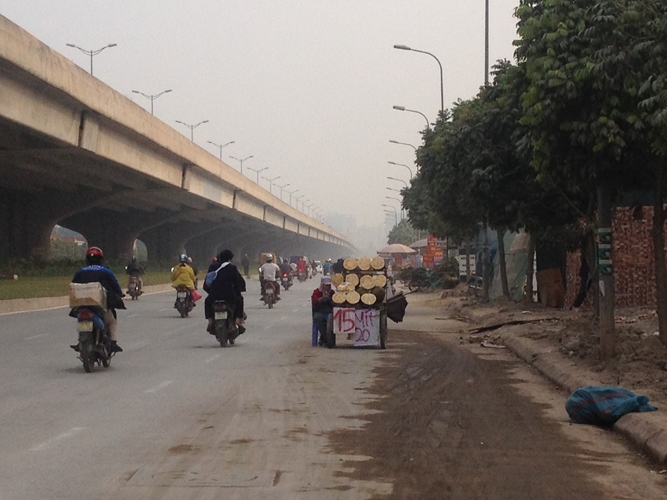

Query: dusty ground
[324,287,667,499]
[438,285,667,408]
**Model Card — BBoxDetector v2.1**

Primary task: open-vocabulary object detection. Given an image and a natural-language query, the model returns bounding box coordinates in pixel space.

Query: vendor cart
[322,256,399,349]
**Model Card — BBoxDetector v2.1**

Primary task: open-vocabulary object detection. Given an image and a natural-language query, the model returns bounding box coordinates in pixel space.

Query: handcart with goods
[316,256,408,349]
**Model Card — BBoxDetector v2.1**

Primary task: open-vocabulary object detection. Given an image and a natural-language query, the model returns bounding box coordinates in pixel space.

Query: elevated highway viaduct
[0,15,353,265]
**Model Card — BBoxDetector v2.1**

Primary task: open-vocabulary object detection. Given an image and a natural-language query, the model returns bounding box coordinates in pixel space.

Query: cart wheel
[380,311,387,349]
[326,313,335,348]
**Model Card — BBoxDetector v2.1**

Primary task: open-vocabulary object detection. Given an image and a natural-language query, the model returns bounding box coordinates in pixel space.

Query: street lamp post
[132,89,172,115]
[262,175,281,194]
[394,44,444,116]
[386,197,404,219]
[383,206,398,225]
[295,195,305,211]
[387,176,409,188]
[386,187,401,193]
[392,105,430,129]
[285,189,298,207]
[207,140,235,161]
[175,119,209,141]
[66,43,117,75]
[389,139,417,151]
[388,161,414,178]
[229,155,254,175]
[247,167,268,184]
[274,183,290,201]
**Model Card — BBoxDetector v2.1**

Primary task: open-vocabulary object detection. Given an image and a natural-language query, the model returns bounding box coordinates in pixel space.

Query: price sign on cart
[353,309,379,346]
[332,308,380,346]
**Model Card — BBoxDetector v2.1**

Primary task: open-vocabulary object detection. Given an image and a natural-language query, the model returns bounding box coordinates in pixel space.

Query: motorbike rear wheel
[80,339,95,373]
[216,322,229,347]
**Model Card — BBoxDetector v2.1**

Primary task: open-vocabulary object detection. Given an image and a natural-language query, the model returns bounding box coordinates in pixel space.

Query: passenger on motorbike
[171,254,196,307]
[204,249,246,334]
[125,256,145,292]
[70,247,126,352]
[312,276,334,346]
[259,255,281,300]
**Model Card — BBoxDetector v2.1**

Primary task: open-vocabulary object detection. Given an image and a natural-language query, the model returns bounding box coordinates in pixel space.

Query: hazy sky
[1,0,520,236]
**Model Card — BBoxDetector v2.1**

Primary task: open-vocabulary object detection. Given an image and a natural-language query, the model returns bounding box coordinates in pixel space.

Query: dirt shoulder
[432,285,667,409]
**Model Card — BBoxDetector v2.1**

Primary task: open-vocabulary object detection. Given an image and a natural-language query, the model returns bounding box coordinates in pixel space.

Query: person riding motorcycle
[279,258,293,285]
[204,249,246,334]
[70,247,125,352]
[259,254,281,300]
[125,256,145,293]
[171,254,196,307]
[322,259,332,276]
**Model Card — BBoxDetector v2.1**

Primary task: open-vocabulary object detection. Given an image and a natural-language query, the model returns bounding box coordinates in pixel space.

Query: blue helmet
[179,253,188,262]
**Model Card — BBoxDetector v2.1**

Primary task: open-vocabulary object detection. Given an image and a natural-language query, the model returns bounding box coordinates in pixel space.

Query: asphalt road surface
[1,282,666,499]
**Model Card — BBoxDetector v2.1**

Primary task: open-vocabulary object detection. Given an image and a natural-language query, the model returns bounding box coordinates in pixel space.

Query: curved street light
[388,161,414,178]
[247,166,268,184]
[229,155,254,175]
[387,176,409,188]
[389,139,417,151]
[207,140,235,161]
[393,105,430,129]
[66,43,117,75]
[132,89,171,115]
[175,119,208,141]
[394,44,444,116]
[383,206,398,225]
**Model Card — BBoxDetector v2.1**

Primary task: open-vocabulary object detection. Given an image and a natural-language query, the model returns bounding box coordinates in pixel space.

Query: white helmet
[266,254,273,262]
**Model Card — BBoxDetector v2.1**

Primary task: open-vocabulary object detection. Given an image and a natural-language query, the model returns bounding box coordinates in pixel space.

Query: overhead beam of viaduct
[0,15,353,263]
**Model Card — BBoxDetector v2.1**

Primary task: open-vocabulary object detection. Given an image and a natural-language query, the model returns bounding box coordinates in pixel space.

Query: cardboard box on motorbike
[69,282,107,309]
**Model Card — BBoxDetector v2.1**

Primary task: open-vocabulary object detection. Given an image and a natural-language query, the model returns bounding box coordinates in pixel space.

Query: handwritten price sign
[332,307,379,346]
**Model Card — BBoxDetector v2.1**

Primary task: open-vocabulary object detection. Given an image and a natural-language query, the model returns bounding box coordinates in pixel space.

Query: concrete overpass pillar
[0,187,110,260]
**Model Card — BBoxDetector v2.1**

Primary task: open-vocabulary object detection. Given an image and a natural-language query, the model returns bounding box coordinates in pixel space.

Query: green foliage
[387,219,420,245]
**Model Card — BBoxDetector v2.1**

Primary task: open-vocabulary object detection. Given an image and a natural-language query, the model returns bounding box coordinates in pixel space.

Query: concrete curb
[0,284,172,315]
[500,333,667,464]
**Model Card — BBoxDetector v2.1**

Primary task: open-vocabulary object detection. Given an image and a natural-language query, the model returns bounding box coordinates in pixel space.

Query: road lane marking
[128,314,139,318]
[24,333,50,340]
[145,380,173,394]
[30,427,86,451]
[205,354,222,363]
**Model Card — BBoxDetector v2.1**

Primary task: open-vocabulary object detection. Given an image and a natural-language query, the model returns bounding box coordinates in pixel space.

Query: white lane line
[144,380,173,394]
[0,305,68,316]
[158,308,169,312]
[205,354,222,363]
[30,427,86,451]
[279,316,288,321]
[24,333,50,340]
[128,314,139,318]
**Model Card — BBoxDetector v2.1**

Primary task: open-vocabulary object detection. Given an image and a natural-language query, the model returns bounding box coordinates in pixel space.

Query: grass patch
[0,270,173,301]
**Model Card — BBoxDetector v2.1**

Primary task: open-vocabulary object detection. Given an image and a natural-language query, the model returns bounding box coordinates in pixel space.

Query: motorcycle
[71,306,115,373]
[213,300,240,347]
[175,285,193,317]
[281,272,292,291]
[127,276,141,300]
[262,281,277,308]
[297,271,307,283]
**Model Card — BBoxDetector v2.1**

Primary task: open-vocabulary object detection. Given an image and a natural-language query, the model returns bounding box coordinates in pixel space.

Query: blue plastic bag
[566,385,657,426]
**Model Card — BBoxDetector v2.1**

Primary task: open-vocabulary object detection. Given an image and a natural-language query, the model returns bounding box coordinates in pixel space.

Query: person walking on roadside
[241,253,250,278]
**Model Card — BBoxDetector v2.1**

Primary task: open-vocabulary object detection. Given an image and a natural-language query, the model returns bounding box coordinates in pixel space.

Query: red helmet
[86,247,104,259]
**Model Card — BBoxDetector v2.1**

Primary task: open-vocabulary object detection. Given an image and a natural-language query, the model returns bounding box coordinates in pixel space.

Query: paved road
[0,279,390,500]
[2,283,666,499]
